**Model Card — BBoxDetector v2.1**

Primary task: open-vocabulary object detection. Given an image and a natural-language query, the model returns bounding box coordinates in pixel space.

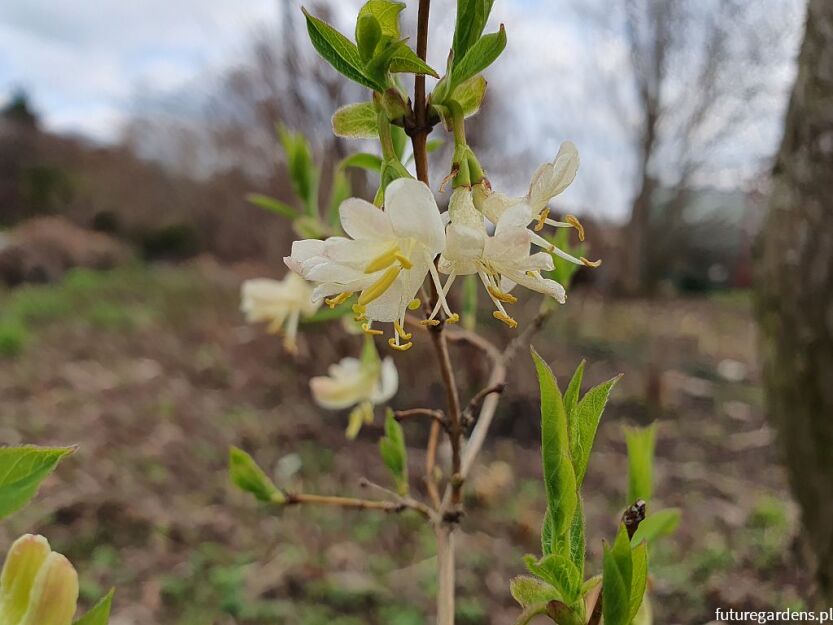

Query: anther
[362,322,383,336]
[388,338,414,351]
[394,321,412,341]
[580,257,602,268]
[534,207,550,232]
[493,310,518,328]
[487,285,518,304]
[407,298,421,310]
[325,292,352,308]
[565,214,585,241]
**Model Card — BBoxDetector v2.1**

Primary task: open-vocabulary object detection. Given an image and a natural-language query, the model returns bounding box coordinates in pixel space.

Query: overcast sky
[0,0,802,219]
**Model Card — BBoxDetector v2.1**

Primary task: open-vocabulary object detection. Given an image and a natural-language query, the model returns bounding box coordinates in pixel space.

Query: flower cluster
[283,143,597,343]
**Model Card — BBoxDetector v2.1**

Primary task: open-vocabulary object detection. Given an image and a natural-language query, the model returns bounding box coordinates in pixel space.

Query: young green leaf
[358,0,405,40]
[391,125,408,161]
[631,507,681,545]
[379,408,408,495]
[228,447,285,504]
[563,360,585,418]
[625,423,657,503]
[452,0,495,64]
[277,125,319,216]
[567,497,586,578]
[453,75,488,117]
[629,541,649,622]
[356,14,382,62]
[451,25,507,88]
[0,446,75,519]
[388,46,440,77]
[340,152,384,173]
[531,347,577,539]
[332,102,379,138]
[303,8,383,91]
[74,589,115,625]
[570,374,622,487]
[246,193,298,219]
[602,526,633,625]
[509,576,561,608]
[523,554,582,605]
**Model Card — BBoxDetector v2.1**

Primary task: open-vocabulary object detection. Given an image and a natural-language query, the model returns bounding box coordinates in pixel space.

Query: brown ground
[0,261,811,624]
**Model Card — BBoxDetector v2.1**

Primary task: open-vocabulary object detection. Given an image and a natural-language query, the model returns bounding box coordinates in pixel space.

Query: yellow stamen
[388,338,414,351]
[364,245,400,273]
[493,310,518,328]
[393,321,412,341]
[487,285,518,304]
[352,303,367,321]
[362,322,383,336]
[419,319,441,327]
[325,292,352,308]
[580,257,602,268]
[534,207,550,232]
[407,298,421,310]
[565,214,585,241]
[445,313,460,324]
[358,266,401,306]
[394,253,413,269]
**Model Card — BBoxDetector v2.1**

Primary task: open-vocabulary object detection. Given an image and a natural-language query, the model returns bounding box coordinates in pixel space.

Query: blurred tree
[757,0,833,604]
[586,0,796,294]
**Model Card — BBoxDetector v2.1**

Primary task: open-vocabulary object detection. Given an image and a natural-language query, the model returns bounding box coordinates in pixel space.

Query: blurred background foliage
[0,0,827,623]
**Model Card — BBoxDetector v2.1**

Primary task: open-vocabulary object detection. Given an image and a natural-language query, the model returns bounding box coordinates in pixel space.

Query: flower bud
[0,535,78,625]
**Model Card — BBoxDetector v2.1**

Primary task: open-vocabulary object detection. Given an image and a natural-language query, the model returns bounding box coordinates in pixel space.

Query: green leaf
[246,193,298,219]
[388,46,440,77]
[356,15,382,63]
[74,589,115,625]
[452,0,495,65]
[358,0,405,39]
[332,102,379,139]
[303,301,354,323]
[379,408,408,495]
[633,593,653,625]
[631,508,681,546]
[228,447,284,504]
[567,497,586,578]
[303,8,383,91]
[564,360,585,418]
[340,152,384,173]
[602,527,632,625]
[541,506,555,556]
[509,575,560,608]
[450,25,507,88]
[0,446,75,519]
[625,423,657,503]
[523,554,581,605]
[427,139,445,153]
[629,541,648,623]
[462,273,478,331]
[391,125,408,161]
[454,75,488,117]
[277,124,319,216]
[531,347,577,539]
[570,375,621,487]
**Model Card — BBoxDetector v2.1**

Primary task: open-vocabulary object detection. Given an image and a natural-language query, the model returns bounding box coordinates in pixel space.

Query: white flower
[310,339,398,438]
[285,178,446,351]
[241,273,321,353]
[437,189,571,328]
[478,141,587,245]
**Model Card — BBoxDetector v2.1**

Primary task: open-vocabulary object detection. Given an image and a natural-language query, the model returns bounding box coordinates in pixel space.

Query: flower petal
[528,141,579,210]
[385,179,444,254]
[372,357,399,404]
[339,198,394,240]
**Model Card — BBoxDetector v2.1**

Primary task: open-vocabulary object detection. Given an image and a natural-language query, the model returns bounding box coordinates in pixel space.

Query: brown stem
[412,0,431,184]
[429,329,464,508]
[395,408,446,427]
[286,493,409,513]
[425,419,442,509]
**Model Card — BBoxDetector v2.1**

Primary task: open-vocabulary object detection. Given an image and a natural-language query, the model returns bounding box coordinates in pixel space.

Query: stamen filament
[358,265,402,306]
[362,322,383,336]
[325,292,352,308]
[364,245,400,273]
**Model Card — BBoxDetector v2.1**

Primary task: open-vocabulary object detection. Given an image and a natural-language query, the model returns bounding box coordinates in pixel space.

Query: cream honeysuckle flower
[477,142,595,263]
[437,189,576,328]
[0,534,79,625]
[240,273,321,353]
[284,178,446,351]
[310,338,398,439]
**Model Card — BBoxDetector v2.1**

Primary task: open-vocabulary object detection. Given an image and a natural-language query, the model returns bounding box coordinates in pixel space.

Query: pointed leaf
[523,554,581,605]
[451,25,507,88]
[625,423,657,503]
[389,46,440,77]
[379,408,408,495]
[567,497,586,578]
[0,446,75,519]
[74,589,115,625]
[358,0,405,39]
[341,152,383,173]
[531,348,577,538]
[332,102,379,138]
[631,508,681,545]
[564,360,585,418]
[303,9,383,91]
[246,193,298,219]
[629,541,648,623]
[228,447,284,504]
[602,540,631,625]
[509,576,561,608]
[356,15,382,62]
[571,375,621,487]
[452,0,495,64]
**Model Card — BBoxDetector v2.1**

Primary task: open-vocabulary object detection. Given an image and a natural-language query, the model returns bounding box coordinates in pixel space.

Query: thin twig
[461,383,506,430]
[285,493,409,513]
[358,478,437,522]
[395,408,446,427]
